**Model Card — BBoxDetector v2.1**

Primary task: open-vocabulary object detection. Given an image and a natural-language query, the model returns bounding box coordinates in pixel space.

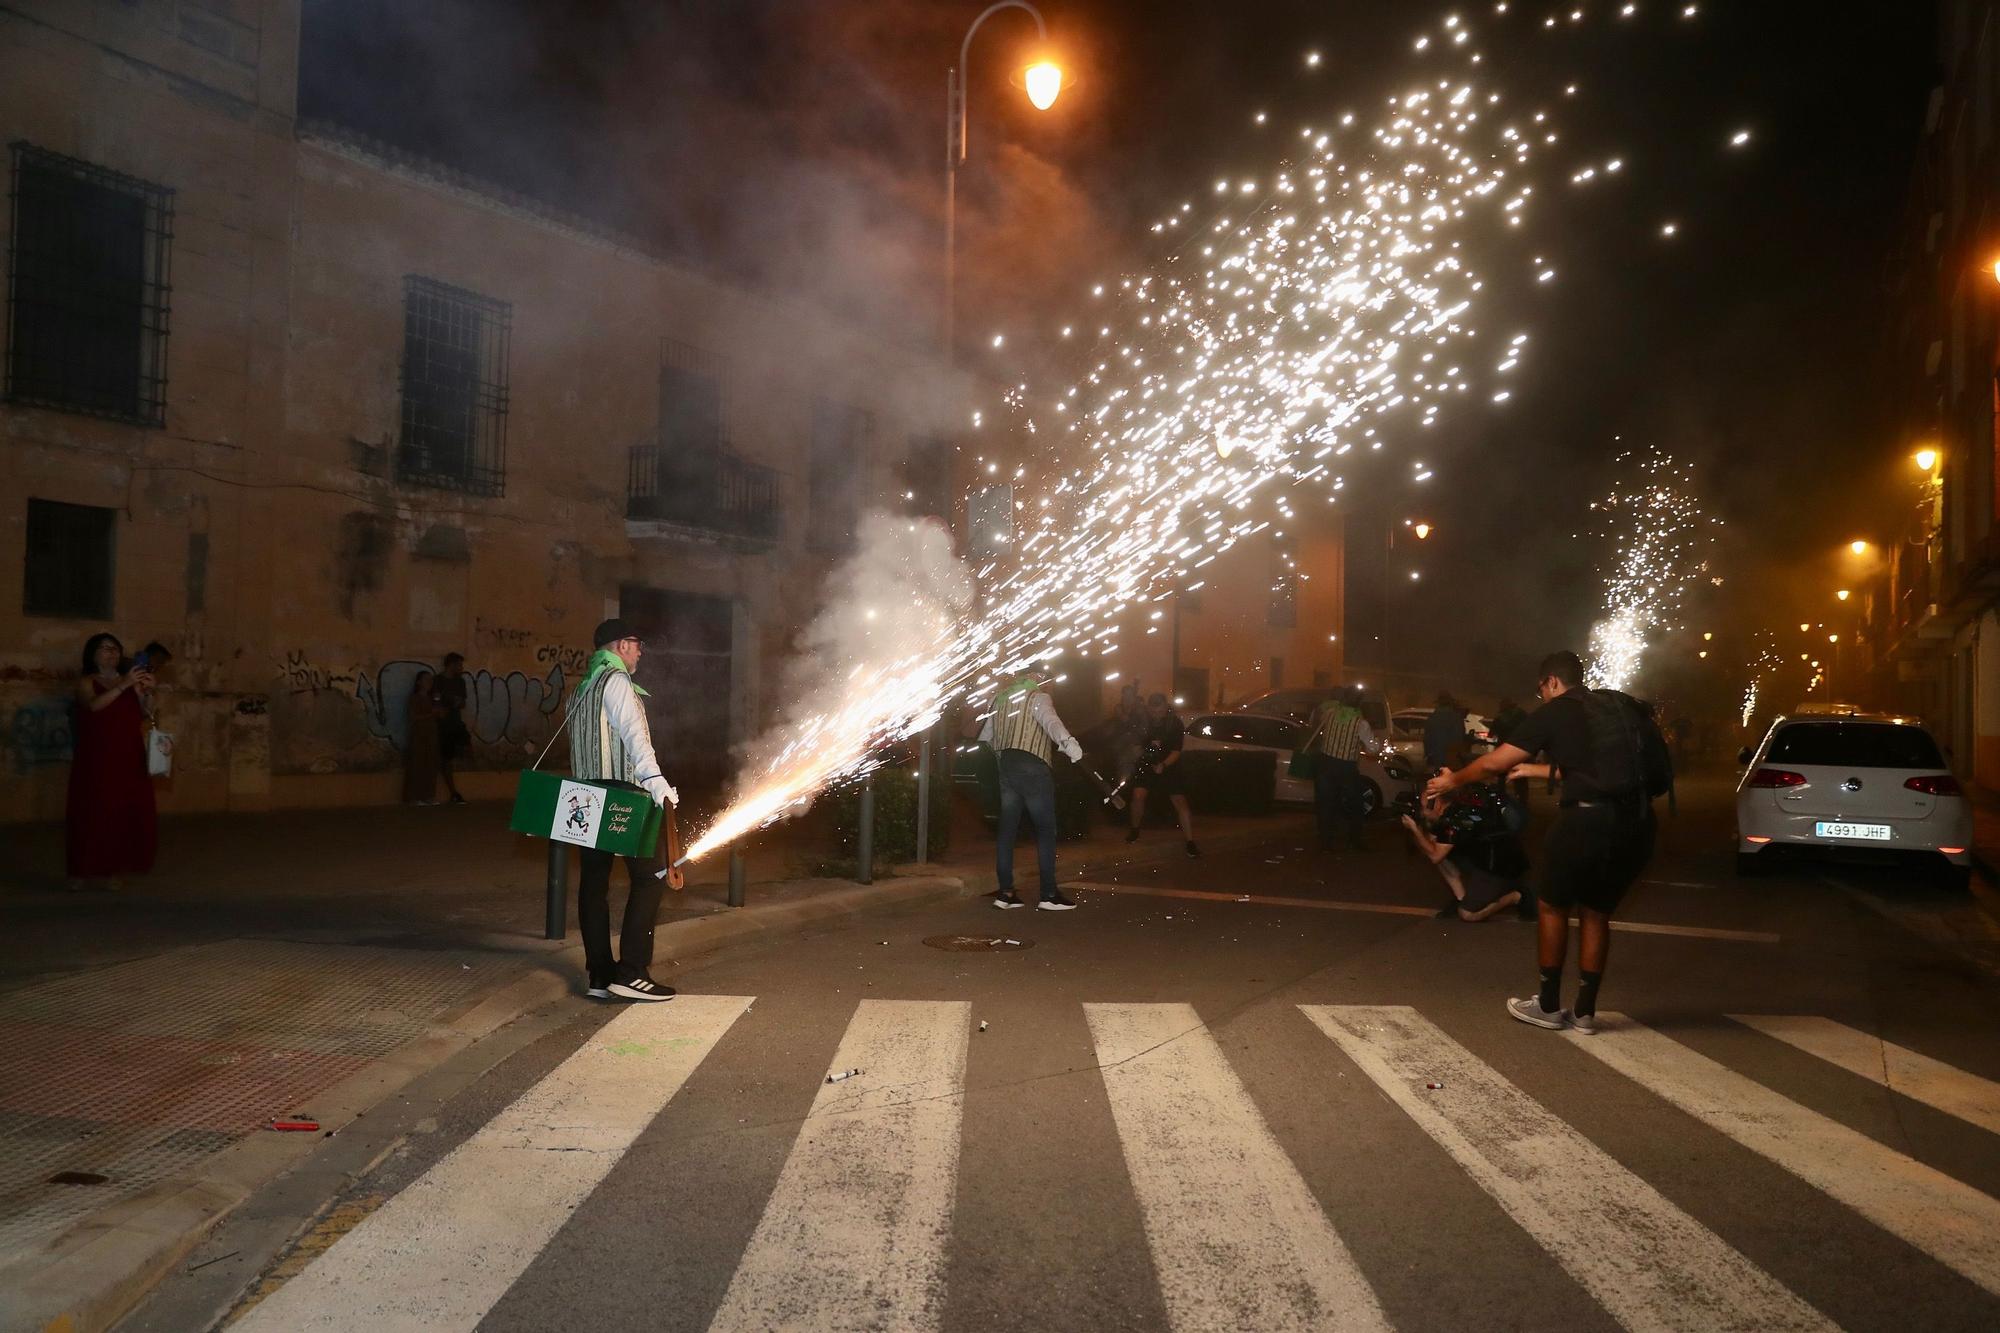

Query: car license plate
[1815,821,1891,842]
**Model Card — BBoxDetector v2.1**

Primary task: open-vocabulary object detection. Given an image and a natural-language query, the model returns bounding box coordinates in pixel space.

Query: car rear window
[1766,722,1946,769]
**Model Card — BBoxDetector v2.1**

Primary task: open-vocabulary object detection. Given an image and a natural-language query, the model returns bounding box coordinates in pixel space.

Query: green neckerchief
[580,648,649,698]
[995,675,1039,705]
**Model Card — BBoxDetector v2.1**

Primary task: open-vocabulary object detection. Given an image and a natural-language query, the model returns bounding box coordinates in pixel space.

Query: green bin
[510,770,662,858]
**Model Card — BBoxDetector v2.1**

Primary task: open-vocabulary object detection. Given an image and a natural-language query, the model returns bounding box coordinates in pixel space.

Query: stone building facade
[0,0,964,820]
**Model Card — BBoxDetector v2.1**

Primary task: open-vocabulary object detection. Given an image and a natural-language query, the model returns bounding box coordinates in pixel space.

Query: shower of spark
[1584,448,1722,692]
[1740,632,1785,729]
[684,3,1720,860]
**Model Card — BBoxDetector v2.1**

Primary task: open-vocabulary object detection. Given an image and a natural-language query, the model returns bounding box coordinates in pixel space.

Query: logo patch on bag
[551,781,605,846]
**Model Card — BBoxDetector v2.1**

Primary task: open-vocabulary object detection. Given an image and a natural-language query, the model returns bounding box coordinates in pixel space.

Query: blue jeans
[996,748,1059,896]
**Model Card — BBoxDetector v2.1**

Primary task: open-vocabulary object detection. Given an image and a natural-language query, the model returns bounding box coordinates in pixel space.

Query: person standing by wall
[569,619,682,1001]
[402,669,442,804]
[1426,651,1663,1034]
[66,633,157,890]
[1303,686,1380,851]
[1125,692,1200,857]
[434,652,470,804]
[981,674,1086,911]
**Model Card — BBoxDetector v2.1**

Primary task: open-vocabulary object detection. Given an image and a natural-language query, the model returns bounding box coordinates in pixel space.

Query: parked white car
[1184,712,1398,814]
[1735,713,1972,885]
[1384,707,1495,763]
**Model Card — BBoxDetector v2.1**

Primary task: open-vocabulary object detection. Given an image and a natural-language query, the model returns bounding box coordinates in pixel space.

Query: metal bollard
[544,840,568,940]
[727,843,746,907]
[856,774,875,885]
[915,726,932,863]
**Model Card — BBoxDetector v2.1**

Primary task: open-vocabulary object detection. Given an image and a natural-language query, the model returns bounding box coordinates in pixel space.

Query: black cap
[593,617,638,649]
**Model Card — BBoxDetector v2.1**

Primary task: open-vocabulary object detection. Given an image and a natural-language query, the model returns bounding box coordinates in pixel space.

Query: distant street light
[1849,539,1870,556]
[1412,522,1433,540]
[1799,623,1810,632]
[1835,589,1850,602]
[1914,447,1939,472]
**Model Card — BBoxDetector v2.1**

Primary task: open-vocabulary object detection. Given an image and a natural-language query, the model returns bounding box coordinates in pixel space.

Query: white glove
[644,775,679,808]
[1061,738,1084,764]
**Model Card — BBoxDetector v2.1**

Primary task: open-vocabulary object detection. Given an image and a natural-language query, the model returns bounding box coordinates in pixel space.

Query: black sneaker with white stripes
[993,891,1026,909]
[1038,892,1078,911]
[608,975,676,1002]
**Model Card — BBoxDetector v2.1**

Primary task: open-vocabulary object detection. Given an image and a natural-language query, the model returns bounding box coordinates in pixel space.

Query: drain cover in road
[922,935,1034,952]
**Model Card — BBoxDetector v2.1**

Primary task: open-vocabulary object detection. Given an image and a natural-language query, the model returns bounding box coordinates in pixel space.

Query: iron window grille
[23,498,116,619]
[5,143,174,426]
[397,276,510,496]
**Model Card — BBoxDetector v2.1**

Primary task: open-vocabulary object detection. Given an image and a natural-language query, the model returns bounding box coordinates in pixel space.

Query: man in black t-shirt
[1425,650,1657,1034]
[1125,693,1201,857]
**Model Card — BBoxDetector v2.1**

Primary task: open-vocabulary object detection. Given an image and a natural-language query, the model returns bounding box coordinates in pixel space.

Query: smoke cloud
[687,513,974,859]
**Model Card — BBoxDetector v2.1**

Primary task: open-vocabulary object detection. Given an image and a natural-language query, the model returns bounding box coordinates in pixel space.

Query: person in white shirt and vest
[980,674,1085,911]
[570,618,682,1002]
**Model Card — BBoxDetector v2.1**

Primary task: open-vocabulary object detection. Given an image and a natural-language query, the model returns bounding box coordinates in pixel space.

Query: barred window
[397,276,510,496]
[5,143,173,425]
[23,498,116,619]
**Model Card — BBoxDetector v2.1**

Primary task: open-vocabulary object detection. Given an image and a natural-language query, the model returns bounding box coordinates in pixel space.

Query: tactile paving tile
[0,939,517,1252]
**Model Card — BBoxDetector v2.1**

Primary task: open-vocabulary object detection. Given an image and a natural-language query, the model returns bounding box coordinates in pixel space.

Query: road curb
[0,873,968,1333]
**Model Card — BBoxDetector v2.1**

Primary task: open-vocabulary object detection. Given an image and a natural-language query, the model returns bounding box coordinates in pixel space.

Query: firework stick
[650,805,686,883]
[1086,768,1128,810]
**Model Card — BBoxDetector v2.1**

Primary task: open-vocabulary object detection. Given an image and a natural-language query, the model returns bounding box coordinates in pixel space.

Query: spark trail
[685,5,1707,862]
[1583,448,1723,693]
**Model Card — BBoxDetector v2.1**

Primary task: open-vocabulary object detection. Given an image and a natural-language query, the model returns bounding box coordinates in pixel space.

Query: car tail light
[1938,847,1967,855]
[1745,835,1772,844]
[1746,768,1807,788]
[1904,775,1963,796]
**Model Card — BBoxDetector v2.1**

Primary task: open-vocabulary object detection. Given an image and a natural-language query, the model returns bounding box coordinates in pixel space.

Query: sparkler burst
[1583,448,1722,693]
[683,4,1723,861]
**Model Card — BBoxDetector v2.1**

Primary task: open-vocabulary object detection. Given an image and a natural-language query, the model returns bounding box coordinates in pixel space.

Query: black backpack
[1577,689,1674,801]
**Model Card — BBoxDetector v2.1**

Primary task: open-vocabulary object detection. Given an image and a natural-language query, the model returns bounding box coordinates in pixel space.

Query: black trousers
[1314,757,1364,848]
[577,846,666,983]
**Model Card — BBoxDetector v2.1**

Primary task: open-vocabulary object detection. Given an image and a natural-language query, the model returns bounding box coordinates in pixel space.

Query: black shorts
[1540,803,1654,914]
[1452,855,1523,914]
[1132,760,1185,797]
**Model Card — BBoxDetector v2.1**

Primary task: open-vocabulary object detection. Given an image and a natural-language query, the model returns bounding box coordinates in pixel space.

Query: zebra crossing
[232,998,2000,1332]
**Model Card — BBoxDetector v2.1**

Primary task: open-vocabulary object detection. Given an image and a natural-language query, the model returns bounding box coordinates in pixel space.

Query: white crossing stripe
[1304,1005,1832,1332]
[707,1000,970,1333]
[1085,1002,1390,1332]
[1579,1015,2000,1297]
[233,994,754,1332]
[1730,1015,2000,1138]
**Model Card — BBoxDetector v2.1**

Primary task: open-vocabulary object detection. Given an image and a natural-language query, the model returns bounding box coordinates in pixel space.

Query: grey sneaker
[1506,996,1569,1031]
[1564,1010,1599,1035]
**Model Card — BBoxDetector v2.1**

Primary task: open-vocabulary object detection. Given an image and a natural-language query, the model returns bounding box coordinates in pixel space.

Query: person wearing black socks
[1425,650,1665,1035]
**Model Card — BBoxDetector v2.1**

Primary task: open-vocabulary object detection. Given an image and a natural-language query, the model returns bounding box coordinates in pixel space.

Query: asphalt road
[131,778,2000,1332]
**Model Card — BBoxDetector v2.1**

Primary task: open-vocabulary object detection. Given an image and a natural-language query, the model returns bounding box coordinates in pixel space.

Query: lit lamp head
[1023,60,1063,110]
[1914,447,1939,472]
[1849,539,1869,556]
[1412,522,1432,540]
[1836,589,1850,602]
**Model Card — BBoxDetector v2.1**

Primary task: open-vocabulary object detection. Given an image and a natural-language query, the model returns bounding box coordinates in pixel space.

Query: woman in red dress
[66,632,157,888]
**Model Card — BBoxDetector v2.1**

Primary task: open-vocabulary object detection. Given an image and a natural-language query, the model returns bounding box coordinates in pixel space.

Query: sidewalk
[0,793,1310,1331]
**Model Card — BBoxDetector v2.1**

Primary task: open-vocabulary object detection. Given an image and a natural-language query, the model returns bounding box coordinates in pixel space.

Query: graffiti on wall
[277,650,356,696]
[354,660,568,752]
[4,698,73,775]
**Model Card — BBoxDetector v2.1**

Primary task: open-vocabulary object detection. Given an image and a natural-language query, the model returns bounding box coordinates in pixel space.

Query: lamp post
[944,1,1061,353]
[919,4,1060,864]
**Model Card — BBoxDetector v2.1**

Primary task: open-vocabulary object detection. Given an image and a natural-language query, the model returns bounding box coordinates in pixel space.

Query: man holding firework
[981,675,1085,911]
[570,618,683,1002]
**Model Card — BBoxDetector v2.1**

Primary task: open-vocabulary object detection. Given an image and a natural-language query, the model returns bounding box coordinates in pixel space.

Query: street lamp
[1849,539,1870,556]
[1836,589,1850,602]
[1412,522,1433,540]
[944,2,1062,352]
[1914,447,1939,472]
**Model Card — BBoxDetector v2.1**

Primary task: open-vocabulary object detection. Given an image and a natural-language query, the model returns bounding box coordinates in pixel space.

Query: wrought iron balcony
[627,443,781,542]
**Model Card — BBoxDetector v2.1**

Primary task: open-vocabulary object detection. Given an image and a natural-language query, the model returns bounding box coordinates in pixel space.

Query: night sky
[302,0,1938,704]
